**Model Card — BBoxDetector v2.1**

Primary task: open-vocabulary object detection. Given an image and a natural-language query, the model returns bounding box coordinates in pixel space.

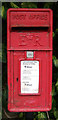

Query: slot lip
[10,25,50,29]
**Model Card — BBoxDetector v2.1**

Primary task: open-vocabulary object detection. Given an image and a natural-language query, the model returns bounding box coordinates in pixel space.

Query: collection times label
[21,61,39,94]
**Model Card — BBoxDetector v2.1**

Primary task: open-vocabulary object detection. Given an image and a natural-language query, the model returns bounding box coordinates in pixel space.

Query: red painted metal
[7,8,53,112]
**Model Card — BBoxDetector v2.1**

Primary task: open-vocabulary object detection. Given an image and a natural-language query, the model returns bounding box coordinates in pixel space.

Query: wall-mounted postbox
[7,8,53,112]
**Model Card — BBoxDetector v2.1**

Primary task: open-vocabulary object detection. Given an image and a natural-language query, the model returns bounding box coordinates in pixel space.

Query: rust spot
[47,32,49,37]
[50,91,52,95]
[10,83,12,87]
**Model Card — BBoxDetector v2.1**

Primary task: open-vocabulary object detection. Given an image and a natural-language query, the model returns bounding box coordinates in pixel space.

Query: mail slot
[7,8,53,112]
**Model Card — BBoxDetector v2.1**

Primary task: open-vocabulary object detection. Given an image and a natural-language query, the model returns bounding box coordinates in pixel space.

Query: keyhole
[17,78,18,82]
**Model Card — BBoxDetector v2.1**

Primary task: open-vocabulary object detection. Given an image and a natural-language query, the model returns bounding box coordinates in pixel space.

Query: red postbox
[7,8,53,112]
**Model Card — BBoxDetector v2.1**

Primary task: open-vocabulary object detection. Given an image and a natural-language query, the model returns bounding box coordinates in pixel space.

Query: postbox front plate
[7,8,52,112]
